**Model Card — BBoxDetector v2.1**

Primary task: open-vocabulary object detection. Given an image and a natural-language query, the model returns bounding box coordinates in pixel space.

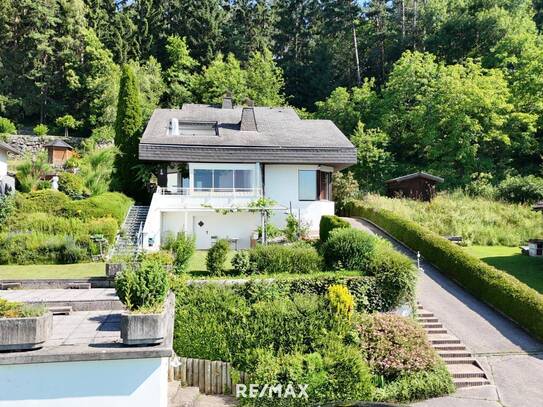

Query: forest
[1,0,543,190]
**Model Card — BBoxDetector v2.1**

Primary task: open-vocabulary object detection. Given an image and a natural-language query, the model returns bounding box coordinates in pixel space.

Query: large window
[194,169,213,191]
[299,170,317,201]
[194,168,254,191]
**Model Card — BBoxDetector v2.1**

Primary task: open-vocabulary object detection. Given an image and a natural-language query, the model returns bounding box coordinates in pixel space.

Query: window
[194,169,212,191]
[319,171,332,200]
[235,170,253,191]
[299,170,317,200]
[214,170,234,190]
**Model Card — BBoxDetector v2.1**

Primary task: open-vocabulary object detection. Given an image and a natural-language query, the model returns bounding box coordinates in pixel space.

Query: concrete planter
[0,312,53,351]
[120,292,175,346]
[106,263,124,278]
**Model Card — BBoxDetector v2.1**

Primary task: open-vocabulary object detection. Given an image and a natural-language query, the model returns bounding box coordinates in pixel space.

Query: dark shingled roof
[0,141,21,155]
[44,139,73,149]
[385,171,444,184]
[139,105,357,169]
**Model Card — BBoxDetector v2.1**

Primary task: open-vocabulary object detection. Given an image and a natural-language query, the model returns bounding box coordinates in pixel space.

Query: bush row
[348,201,543,341]
[319,214,350,242]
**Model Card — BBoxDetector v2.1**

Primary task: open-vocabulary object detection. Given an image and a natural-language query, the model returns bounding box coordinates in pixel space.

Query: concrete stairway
[111,205,150,257]
[169,382,237,407]
[417,303,491,388]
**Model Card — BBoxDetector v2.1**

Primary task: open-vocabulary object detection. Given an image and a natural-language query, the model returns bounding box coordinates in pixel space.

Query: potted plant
[0,299,52,351]
[115,257,172,345]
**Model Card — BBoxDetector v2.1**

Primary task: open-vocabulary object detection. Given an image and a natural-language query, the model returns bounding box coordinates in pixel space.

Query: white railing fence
[157,186,262,197]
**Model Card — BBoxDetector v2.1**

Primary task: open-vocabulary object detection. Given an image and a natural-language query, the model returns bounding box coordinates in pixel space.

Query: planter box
[120,292,174,346]
[106,263,124,278]
[0,312,53,351]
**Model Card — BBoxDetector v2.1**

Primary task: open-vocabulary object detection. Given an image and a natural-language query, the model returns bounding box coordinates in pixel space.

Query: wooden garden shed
[44,139,74,167]
[385,171,444,202]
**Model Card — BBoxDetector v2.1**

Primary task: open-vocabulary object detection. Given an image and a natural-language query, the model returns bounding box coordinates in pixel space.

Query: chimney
[240,99,257,131]
[170,118,179,136]
[222,91,233,109]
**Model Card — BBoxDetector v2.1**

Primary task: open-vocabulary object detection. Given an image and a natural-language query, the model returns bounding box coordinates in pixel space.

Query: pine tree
[113,65,144,199]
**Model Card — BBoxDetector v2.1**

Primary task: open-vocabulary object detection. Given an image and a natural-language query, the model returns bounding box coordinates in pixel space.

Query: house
[385,171,444,202]
[138,99,356,250]
[44,139,74,166]
[0,141,21,195]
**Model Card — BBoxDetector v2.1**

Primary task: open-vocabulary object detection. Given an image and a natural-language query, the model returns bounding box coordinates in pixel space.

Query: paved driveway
[345,218,543,407]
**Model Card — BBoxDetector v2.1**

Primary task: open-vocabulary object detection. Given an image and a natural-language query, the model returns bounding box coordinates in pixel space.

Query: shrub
[0,195,15,225]
[327,284,355,318]
[115,258,169,311]
[33,123,48,136]
[57,238,87,264]
[0,298,45,318]
[0,117,16,134]
[248,244,322,274]
[144,250,175,267]
[232,250,252,274]
[58,172,86,198]
[497,175,543,204]
[257,222,282,239]
[373,363,454,403]
[322,228,377,271]
[358,314,439,378]
[350,201,543,341]
[206,239,230,276]
[15,190,71,215]
[319,215,351,242]
[163,232,195,273]
[67,192,133,223]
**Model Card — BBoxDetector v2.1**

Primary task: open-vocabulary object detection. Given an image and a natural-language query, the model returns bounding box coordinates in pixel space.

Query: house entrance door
[193,216,212,249]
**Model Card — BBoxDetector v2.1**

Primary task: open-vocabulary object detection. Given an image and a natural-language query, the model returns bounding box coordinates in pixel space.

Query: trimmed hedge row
[348,201,543,341]
[319,215,351,242]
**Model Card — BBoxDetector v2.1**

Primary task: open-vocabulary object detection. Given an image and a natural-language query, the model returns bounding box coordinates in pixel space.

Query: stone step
[68,282,91,289]
[442,357,479,365]
[422,323,443,329]
[426,328,448,334]
[428,334,462,345]
[417,317,439,323]
[49,306,72,315]
[434,344,467,351]
[438,350,472,358]
[170,384,201,407]
[417,311,434,317]
[448,365,487,379]
[454,377,491,388]
[195,394,238,407]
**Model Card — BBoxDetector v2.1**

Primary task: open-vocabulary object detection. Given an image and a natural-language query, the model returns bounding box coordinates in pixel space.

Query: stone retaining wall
[6,134,112,156]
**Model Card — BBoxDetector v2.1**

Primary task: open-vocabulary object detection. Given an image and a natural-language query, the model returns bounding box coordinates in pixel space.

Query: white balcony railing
[156,186,262,198]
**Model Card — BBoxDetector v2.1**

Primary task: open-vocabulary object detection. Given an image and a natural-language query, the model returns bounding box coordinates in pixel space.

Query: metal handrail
[157,187,262,197]
[136,221,144,252]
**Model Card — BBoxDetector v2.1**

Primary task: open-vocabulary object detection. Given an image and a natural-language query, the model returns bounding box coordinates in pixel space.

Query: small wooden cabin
[385,171,444,202]
[44,139,74,167]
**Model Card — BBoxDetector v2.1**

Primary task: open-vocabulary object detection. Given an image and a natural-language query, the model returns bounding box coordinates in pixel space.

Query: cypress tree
[113,65,144,199]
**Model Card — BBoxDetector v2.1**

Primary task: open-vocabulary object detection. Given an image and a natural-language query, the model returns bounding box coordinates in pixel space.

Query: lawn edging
[347,201,543,341]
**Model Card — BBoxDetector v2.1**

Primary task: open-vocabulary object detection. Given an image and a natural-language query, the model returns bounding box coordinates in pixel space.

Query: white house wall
[0,357,168,407]
[161,210,260,250]
[264,164,335,231]
[0,150,7,177]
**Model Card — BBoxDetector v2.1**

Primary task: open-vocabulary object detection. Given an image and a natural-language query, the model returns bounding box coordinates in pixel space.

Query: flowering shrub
[358,314,438,378]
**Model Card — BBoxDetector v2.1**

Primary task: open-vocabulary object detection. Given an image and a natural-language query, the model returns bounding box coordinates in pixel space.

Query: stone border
[0,278,115,289]
[0,312,52,351]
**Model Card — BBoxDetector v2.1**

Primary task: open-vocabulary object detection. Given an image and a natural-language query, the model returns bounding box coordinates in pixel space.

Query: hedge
[319,215,351,242]
[348,201,543,341]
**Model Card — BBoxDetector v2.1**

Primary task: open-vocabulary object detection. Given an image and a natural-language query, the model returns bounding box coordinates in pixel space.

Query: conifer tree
[113,65,144,199]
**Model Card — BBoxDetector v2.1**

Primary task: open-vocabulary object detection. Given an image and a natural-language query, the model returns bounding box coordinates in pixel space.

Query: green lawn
[0,262,105,280]
[465,246,543,293]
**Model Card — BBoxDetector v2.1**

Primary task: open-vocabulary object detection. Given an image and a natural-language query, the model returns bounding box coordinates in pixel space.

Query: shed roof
[0,141,21,155]
[139,105,357,169]
[385,171,444,184]
[44,139,73,149]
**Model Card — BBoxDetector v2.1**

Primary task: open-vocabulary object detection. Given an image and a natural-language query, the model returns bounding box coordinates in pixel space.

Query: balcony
[152,186,262,211]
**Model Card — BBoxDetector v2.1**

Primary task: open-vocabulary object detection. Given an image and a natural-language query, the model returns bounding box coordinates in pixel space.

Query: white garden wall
[0,150,7,177]
[0,357,168,407]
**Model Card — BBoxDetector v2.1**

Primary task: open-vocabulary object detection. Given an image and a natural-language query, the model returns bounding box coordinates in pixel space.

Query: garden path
[345,217,543,407]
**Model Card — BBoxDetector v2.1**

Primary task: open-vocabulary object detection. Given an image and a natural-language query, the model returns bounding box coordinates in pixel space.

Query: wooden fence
[171,357,248,395]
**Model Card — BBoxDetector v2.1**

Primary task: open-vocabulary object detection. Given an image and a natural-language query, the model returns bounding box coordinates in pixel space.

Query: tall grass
[361,191,543,246]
